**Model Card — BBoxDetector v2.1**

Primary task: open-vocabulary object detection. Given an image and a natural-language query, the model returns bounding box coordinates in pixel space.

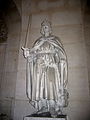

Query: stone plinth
[24,117,67,120]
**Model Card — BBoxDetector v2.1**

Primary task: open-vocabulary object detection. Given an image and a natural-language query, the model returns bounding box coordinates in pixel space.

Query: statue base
[24,112,68,120]
[24,117,67,120]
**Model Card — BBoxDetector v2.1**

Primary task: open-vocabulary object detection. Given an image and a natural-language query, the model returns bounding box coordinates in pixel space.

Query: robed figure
[22,20,68,117]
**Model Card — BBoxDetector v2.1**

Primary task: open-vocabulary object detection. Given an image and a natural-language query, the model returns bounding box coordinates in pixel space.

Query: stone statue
[22,20,69,117]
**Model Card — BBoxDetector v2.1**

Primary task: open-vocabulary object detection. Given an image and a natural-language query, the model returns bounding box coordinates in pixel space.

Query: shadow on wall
[0,0,21,120]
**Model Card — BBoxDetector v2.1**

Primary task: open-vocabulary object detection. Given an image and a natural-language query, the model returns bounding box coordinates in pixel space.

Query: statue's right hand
[21,46,30,58]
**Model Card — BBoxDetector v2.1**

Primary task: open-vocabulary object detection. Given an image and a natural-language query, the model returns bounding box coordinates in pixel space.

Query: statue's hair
[40,19,52,35]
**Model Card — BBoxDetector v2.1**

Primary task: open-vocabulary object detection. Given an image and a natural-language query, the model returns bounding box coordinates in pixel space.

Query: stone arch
[0,0,21,119]
[13,0,21,16]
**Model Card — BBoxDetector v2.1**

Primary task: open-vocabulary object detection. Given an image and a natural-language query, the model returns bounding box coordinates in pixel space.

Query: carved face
[40,20,52,37]
[43,25,49,33]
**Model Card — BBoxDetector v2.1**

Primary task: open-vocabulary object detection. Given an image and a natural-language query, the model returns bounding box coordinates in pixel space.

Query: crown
[41,19,51,27]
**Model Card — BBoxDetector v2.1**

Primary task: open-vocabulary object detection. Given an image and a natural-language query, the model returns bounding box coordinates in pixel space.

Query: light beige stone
[53,25,83,44]
[31,0,64,13]
[1,72,17,98]
[38,1,48,10]
[22,15,29,31]
[48,0,64,8]
[13,100,35,120]
[52,10,82,26]
[68,67,89,100]
[64,42,87,68]
[15,70,27,100]
[67,101,90,120]
[27,28,40,48]
[31,14,49,28]
[5,51,18,72]
[18,56,26,71]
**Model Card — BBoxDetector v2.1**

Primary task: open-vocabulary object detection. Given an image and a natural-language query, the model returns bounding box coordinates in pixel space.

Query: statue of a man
[22,20,68,117]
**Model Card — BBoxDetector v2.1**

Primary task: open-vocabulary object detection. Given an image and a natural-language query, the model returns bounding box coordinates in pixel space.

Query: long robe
[26,35,68,110]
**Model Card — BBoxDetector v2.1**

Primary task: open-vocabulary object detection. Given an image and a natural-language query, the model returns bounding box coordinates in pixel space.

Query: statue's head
[40,19,52,37]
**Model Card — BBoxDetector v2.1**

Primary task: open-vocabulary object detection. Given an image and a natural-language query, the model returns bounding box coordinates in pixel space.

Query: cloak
[26,35,68,109]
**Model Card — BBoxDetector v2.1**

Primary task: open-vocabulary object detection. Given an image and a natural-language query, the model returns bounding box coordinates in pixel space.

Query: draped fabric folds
[26,36,68,111]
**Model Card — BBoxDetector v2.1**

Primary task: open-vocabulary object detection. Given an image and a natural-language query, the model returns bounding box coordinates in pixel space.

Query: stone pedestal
[24,117,67,120]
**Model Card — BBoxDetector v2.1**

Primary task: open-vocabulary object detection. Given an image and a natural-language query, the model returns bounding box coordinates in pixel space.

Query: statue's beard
[43,32,50,37]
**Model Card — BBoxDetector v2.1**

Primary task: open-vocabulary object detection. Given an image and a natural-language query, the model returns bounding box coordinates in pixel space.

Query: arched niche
[0,0,21,119]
